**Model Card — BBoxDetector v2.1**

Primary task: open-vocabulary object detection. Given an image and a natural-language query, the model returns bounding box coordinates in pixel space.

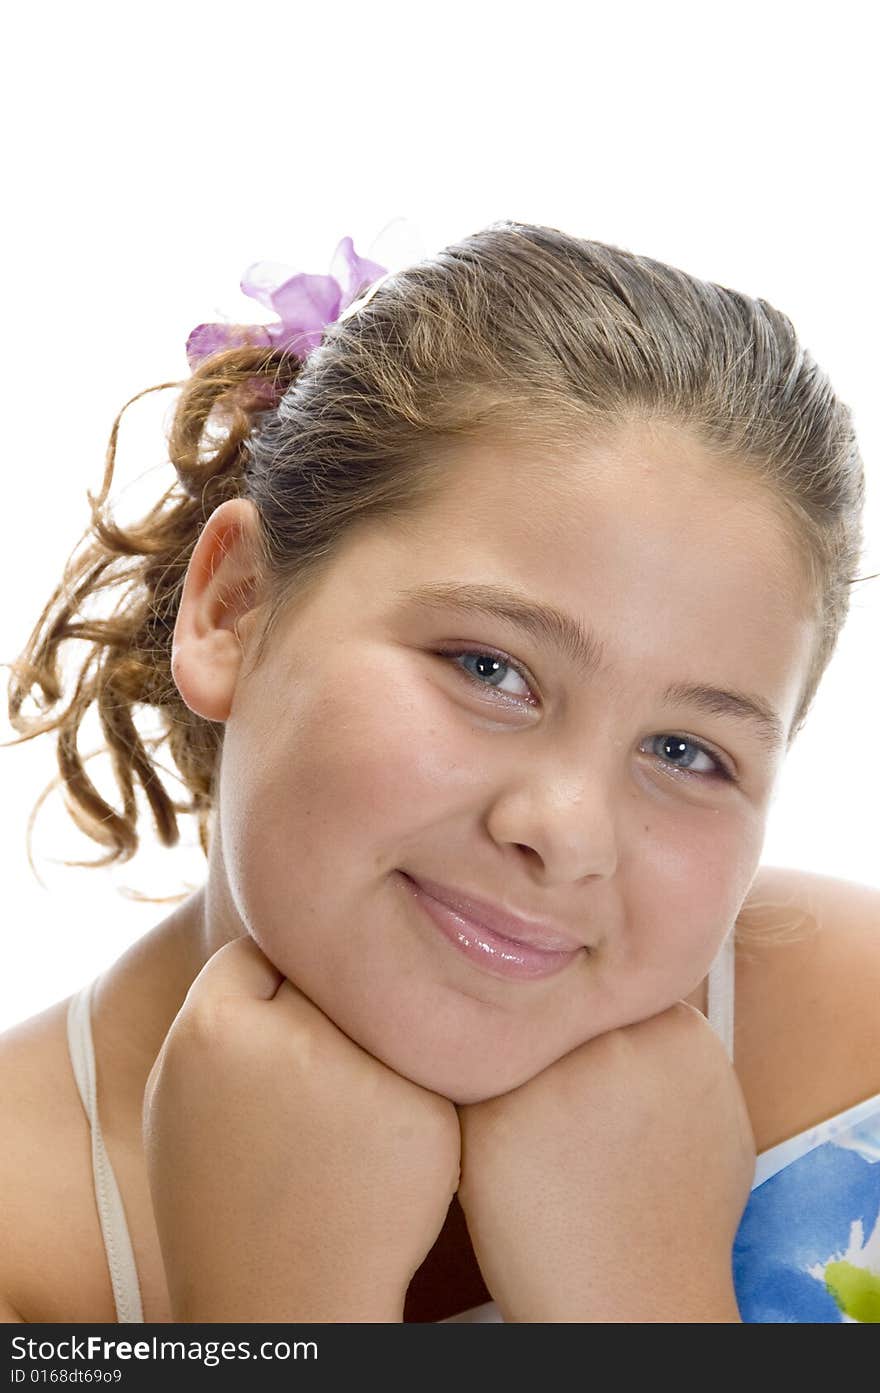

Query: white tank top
[67,933,737,1325]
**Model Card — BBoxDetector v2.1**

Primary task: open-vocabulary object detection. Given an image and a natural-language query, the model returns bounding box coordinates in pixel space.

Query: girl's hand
[456,1002,755,1322]
[142,935,461,1322]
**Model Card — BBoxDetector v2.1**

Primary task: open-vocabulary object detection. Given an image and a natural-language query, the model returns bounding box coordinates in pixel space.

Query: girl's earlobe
[169,628,243,724]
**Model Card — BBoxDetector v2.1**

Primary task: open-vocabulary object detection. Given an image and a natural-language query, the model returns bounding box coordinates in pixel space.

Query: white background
[1,1,877,1031]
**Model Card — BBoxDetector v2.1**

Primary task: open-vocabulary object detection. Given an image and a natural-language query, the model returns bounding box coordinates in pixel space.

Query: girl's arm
[143,935,461,1323]
[457,1003,754,1323]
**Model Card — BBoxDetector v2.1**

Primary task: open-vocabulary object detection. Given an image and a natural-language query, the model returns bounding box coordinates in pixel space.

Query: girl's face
[196,421,816,1103]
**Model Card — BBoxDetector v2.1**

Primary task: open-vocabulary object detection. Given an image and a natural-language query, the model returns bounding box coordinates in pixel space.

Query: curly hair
[3,221,871,922]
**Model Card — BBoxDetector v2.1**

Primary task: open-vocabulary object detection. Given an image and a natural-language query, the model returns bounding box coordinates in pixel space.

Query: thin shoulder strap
[706,929,735,1063]
[66,979,145,1324]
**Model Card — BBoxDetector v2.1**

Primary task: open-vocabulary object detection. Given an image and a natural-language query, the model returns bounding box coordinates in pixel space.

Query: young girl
[2,222,879,1325]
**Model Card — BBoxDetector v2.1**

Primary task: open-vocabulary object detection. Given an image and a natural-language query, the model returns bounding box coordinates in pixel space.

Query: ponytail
[3,347,300,893]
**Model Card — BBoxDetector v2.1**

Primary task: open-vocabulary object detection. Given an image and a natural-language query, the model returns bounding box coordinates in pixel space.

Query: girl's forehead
[409,427,806,596]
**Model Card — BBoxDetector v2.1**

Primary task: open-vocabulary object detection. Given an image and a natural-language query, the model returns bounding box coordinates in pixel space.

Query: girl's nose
[484,767,619,885]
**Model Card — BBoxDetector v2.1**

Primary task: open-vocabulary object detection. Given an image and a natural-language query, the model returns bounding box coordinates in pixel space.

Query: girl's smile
[399,870,587,981]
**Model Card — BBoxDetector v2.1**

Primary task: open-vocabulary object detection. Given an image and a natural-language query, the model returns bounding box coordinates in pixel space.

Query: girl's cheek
[621,810,760,972]
[304,665,472,804]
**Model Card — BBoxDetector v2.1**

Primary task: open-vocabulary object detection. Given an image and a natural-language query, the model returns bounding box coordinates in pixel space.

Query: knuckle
[585,1023,639,1066]
[660,999,705,1030]
[641,999,711,1042]
[170,991,247,1054]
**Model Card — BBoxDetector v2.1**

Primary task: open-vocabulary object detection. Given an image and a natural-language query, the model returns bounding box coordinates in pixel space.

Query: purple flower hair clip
[185,235,393,370]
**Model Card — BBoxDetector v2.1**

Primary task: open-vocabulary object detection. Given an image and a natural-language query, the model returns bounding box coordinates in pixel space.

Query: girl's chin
[387,1053,558,1105]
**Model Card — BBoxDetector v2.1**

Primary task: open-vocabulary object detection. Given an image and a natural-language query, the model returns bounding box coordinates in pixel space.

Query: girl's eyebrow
[396,580,787,755]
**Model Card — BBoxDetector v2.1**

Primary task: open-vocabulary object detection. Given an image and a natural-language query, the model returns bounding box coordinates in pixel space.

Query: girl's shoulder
[0,993,123,1322]
[734,865,880,1153]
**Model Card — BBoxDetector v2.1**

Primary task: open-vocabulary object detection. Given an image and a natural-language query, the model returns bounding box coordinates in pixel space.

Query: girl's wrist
[171,1294,405,1323]
[499,1273,742,1324]
[168,1272,407,1324]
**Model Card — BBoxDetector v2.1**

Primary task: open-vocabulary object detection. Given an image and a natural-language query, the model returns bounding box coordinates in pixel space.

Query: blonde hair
[3,222,871,929]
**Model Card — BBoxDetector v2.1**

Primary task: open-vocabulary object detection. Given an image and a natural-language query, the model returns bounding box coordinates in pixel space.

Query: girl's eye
[445,648,536,702]
[644,734,733,783]
[438,648,736,783]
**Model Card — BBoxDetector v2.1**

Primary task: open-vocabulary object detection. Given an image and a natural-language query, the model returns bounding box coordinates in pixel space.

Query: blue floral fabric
[733,1092,880,1322]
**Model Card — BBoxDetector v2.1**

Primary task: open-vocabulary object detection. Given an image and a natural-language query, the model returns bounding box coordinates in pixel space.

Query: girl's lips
[399,873,583,982]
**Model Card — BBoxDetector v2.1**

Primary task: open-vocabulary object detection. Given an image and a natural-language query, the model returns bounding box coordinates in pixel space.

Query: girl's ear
[171,498,266,723]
